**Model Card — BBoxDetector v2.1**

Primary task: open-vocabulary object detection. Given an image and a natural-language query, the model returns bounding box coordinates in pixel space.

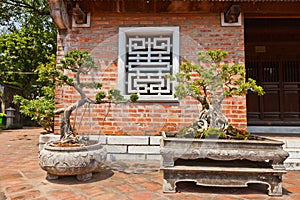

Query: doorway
[245,18,300,125]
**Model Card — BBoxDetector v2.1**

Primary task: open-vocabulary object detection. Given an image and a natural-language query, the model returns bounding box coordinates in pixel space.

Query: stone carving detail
[160,134,289,196]
[39,141,106,181]
[126,35,173,96]
[163,170,284,196]
[160,136,289,168]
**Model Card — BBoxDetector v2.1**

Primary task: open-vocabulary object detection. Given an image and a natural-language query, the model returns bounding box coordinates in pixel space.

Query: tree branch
[0,0,50,16]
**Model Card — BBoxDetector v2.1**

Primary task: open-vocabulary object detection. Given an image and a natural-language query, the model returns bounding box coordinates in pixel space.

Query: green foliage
[59,50,97,73]
[203,128,226,139]
[95,92,106,104]
[0,26,56,95]
[57,50,98,87]
[13,95,54,133]
[167,49,265,105]
[12,55,56,132]
[35,54,56,97]
[226,125,252,140]
[0,0,52,33]
[129,93,139,103]
[107,89,126,102]
[0,0,56,96]
[168,50,264,138]
[0,1,56,129]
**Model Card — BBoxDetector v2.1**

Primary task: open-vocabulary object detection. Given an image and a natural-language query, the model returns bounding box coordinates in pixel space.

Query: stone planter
[160,132,289,196]
[39,141,106,181]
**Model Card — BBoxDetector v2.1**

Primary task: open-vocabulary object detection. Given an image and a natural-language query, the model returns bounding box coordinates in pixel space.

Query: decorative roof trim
[49,0,70,30]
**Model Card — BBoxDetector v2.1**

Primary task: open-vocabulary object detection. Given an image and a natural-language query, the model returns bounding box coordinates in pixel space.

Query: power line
[1,71,37,74]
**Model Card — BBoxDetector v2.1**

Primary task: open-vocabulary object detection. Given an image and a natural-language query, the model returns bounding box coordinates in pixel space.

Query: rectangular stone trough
[160,132,289,196]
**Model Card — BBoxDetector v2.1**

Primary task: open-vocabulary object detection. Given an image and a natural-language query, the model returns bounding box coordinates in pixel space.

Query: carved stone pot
[39,141,106,181]
[160,132,289,196]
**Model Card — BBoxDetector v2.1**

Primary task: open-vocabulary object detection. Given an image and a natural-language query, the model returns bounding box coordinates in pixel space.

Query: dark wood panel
[283,90,299,112]
[262,91,280,113]
[245,18,300,126]
[246,59,300,125]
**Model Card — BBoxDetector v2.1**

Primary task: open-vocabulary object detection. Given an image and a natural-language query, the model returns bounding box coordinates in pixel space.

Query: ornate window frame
[118,27,180,101]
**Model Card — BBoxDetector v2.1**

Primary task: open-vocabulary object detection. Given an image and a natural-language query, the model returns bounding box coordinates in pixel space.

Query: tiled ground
[1,127,300,200]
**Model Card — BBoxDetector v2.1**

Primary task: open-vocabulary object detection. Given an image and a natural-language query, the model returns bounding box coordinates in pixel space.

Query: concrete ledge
[107,136,149,145]
[128,146,160,154]
[285,149,300,159]
[88,135,106,144]
[107,153,146,161]
[39,134,300,170]
[105,145,127,153]
[286,140,300,148]
[284,159,300,170]
[146,154,162,161]
[39,134,161,161]
[248,126,300,134]
[150,136,162,145]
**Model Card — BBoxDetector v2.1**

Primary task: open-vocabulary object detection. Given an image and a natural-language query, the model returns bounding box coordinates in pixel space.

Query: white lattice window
[118,27,179,101]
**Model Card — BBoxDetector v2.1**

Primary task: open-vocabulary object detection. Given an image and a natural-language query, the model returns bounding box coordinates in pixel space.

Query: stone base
[46,172,93,181]
[46,173,59,180]
[39,141,106,180]
[162,165,285,196]
[76,173,92,181]
[160,132,289,196]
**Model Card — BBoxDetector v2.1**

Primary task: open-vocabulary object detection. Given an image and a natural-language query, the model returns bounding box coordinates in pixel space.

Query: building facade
[45,0,300,163]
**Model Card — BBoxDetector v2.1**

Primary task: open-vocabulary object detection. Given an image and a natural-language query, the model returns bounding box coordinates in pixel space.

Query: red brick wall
[55,13,246,135]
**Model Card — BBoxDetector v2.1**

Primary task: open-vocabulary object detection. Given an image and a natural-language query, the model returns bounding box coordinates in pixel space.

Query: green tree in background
[0,0,57,128]
[0,0,51,33]
[14,55,56,132]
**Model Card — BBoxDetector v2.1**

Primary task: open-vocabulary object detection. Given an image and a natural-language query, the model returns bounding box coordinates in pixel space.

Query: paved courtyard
[0,127,300,200]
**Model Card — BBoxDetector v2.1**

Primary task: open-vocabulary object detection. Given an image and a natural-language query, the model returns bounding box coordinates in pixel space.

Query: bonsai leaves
[167,49,264,106]
[55,50,139,142]
[166,50,264,138]
[221,63,264,97]
[58,50,97,87]
[58,50,139,104]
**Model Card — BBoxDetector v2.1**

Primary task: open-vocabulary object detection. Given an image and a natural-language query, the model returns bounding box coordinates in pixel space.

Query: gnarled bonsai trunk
[55,67,95,143]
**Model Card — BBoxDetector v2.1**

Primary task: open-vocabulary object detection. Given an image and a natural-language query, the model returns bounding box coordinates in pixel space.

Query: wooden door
[246,59,300,125]
[245,18,300,125]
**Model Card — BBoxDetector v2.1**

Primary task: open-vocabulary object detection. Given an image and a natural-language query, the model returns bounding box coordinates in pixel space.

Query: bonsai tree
[166,50,264,139]
[47,50,138,146]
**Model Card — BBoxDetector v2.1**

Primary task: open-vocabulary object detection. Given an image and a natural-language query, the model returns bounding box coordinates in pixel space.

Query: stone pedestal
[39,141,106,181]
[160,132,289,196]
[5,107,15,126]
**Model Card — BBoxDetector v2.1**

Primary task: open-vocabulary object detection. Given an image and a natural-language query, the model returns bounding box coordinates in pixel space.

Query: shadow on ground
[176,181,292,196]
[46,167,114,185]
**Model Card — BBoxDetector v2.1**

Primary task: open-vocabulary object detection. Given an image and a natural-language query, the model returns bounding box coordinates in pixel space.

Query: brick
[87,135,107,144]
[6,184,33,194]
[284,159,300,170]
[107,153,146,161]
[286,140,300,148]
[55,13,247,135]
[286,150,300,159]
[128,146,160,154]
[107,136,149,145]
[10,190,41,200]
[146,154,162,161]
[150,136,162,145]
[106,145,127,153]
